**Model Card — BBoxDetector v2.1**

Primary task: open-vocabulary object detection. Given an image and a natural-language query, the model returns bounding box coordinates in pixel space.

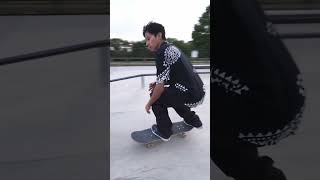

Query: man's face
[145,32,162,52]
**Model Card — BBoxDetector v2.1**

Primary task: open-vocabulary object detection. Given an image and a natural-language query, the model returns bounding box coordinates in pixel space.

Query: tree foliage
[191,5,210,58]
[130,40,153,57]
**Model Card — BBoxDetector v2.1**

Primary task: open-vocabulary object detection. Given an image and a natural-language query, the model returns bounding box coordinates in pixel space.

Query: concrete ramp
[110,73,210,180]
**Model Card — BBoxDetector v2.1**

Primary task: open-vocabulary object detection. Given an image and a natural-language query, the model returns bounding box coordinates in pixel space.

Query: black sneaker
[259,156,287,180]
[183,114,203,129]
[263,167,287,180]
[151,125,171,141]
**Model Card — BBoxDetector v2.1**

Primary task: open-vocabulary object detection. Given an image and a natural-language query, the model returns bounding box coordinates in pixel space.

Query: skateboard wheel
[178,133,187,138]
[145,143,154,148]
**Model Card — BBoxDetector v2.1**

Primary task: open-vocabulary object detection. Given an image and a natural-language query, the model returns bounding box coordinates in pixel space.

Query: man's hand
[145,82,164,114]
[149,82,156,92]
[145,103,151,114]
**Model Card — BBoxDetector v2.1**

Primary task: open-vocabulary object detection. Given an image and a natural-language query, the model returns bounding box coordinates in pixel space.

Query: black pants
[212,127,275,180]
[211,92,289,180]
[151,87,195,137]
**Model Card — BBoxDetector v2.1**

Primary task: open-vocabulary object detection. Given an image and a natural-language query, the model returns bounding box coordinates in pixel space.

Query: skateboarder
[212,0,305,180]
[142,22,205,141]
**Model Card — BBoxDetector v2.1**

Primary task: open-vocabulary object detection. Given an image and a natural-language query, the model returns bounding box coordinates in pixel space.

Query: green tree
[167,38,193,57]
[192,5,210,58]
[110,38,131,57]
[131,40,153,57]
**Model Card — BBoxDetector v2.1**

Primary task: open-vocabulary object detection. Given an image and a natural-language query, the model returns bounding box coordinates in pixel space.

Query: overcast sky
[110,0,210,42]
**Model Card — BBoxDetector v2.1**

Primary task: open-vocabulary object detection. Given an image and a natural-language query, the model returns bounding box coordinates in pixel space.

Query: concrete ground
[110,69,210,180]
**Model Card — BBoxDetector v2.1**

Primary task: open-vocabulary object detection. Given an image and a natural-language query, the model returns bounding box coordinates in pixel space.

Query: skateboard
[131,121,193,148]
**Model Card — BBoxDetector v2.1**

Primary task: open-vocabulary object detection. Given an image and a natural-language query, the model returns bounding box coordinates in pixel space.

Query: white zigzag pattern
[175,83,188,92]
[211,67,250,95]
[163,46,181,67]
[156,67,170,84]
[185,85,206,108]
[239,104,304,146]
[156,45,181,84]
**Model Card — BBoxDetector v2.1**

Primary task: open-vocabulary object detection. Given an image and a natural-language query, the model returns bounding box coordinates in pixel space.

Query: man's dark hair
[143,22,166,40]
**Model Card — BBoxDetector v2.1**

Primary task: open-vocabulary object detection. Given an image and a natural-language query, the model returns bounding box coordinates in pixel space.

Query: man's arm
[148,82,165,106]
[145,82,165,113]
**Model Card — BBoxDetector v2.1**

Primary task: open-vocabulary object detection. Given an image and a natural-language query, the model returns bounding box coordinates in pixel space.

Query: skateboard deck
[131,121,193,148]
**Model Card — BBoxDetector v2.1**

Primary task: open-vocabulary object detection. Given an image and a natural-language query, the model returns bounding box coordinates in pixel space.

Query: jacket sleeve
[155,45,181,84]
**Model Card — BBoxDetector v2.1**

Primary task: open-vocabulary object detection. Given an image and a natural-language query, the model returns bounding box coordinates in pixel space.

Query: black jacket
[212,0,305,146]
[155,42,205,108]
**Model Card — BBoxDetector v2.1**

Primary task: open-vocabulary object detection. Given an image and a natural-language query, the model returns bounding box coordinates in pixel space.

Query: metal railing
[0,40,109,66]
[110,65,211,88]
[269,13,320,24]
[111,57,210,62]
[264,10,320,39]
[0,1,109,15]
[280,32,320,39]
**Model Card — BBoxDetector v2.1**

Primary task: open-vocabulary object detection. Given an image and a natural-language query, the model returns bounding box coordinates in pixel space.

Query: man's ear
[157,32,162,39]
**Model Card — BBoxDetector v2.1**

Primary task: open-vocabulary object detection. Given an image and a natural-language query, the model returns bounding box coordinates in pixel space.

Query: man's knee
[151,103,164,114]
[212,138,260,179]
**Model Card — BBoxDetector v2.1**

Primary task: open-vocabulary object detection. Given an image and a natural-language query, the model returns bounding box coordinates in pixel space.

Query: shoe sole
[151,128,171,142]
[183,121,203,129]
